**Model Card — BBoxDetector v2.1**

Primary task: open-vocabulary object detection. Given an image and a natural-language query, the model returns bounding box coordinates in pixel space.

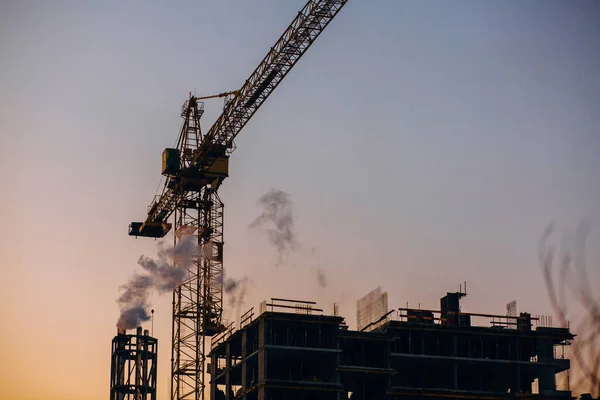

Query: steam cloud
[224,277,250,308]
[218,275,251,324]
[117,235,197,330]
[249,189,329,289]
[249,189,297,266]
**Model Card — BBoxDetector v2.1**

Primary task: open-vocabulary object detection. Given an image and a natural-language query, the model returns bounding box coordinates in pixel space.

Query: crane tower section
[165,97,227,400]
[129,1,348,400]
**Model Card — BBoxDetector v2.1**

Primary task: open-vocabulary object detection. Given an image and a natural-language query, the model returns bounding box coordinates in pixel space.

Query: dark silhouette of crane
[128,1,348,399]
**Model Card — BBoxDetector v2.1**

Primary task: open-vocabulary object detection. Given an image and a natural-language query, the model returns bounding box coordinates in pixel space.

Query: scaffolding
[110,326,158,400]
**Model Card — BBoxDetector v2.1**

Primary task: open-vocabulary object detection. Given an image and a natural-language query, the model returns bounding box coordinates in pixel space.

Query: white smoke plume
[249,189,297,266]
[117,235,197,330]
[217,274,252,324]
[224,276,250,308]
[249,189,330,289]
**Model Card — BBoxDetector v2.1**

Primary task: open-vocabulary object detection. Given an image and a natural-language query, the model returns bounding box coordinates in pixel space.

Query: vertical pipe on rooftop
[117,329,126,400]
[136,326,142,400]
[143,330,149,398]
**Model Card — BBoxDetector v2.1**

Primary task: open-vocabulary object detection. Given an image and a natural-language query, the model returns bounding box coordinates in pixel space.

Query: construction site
[111,287,577,400]
[110,1,585,399]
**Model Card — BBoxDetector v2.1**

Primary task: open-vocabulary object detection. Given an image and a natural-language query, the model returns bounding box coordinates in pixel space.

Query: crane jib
[134,1,347,230]
[189,0,348,172]
[130,0,348,233]
[245,68,280,108]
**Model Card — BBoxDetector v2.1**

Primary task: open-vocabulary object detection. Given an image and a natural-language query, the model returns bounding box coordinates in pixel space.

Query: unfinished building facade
[209,294,574,400]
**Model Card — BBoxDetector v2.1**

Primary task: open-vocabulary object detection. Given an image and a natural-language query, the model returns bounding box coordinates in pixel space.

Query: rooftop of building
[210,291,574,356]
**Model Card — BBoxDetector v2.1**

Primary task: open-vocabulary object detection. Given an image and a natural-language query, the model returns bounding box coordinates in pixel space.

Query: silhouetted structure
[110,326,157,400]
[209,293,574,400]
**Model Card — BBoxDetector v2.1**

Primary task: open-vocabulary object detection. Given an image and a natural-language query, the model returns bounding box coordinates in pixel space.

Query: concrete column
[537,339,556,393]
[210,353,218,400]
[453,334,457,357]
[241,331,247,390]
[225,343,231,400]
[480,337,484,358]
[538,366,555,393]
[453,363,458,390]
[386,340,390,369]
[258,321,266,382]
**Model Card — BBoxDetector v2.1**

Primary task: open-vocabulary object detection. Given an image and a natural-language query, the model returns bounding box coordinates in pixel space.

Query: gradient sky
[1,1,599,399]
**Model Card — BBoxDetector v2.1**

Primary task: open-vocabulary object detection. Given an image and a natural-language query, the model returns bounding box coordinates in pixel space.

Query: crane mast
[128,1,348,399]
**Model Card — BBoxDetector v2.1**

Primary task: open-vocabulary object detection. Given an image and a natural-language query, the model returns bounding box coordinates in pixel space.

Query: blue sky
[1,1,599,398]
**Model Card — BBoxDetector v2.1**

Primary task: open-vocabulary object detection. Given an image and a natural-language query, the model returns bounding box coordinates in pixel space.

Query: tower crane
[129,1,348,399]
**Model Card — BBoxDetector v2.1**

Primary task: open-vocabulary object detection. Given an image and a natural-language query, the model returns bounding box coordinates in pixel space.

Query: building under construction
[208,290,574,400]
